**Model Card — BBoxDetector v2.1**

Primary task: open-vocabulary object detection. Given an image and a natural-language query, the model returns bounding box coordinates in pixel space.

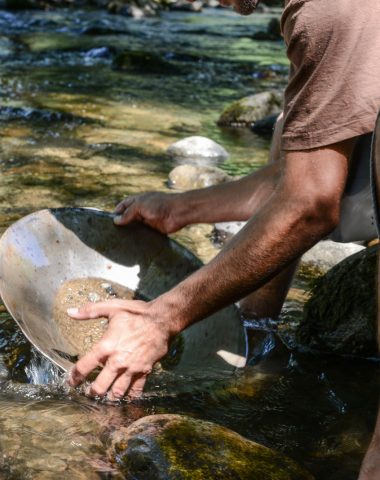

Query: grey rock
[167,136,229,165]
[169,0,203,11]
[168,164,231,190]
[218,90,283,127]
[212,221,246,246]
[300,240,364,275]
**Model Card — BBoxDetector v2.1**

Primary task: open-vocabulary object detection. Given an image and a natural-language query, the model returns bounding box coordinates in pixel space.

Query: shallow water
[0,6,378,479]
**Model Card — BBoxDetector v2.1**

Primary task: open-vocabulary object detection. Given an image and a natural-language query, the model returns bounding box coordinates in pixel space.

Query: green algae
[298,246,378,356]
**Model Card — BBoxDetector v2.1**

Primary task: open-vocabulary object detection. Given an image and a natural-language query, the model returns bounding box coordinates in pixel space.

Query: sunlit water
[0,6,378,480]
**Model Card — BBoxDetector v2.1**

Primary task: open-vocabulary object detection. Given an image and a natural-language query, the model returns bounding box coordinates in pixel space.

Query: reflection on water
[0,5,377,480]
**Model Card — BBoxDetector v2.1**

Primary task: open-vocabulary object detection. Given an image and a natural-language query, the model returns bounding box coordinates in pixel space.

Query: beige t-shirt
[280,0,380,150]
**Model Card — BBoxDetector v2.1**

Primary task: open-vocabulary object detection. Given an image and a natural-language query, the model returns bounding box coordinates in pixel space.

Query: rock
[168,164,231,190]
[84,46,114,59]
[0,36,15,58]
[169,0,203,12]
[218,90,283,128]
[212,221,246,246]
[167,136,229,165]
[252,18,282,41]
[108,0,157,17]
[251,113,279,135]
[110,414,314,480]
[119,4,145,18]
[113,50,183,75]
[300,240,365,276]
[297,245,378,357]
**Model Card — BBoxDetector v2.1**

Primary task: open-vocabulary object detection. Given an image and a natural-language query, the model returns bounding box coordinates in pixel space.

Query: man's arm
[68,141,353,400]
[113,162,281,233]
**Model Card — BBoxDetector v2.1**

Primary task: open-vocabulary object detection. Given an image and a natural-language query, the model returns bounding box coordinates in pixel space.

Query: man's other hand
[113,192,184,234]
[66,299,171,400]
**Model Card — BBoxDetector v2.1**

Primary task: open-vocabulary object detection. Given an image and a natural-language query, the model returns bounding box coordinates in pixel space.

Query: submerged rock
[168,164,231,190]
[167,136,229,165]
[218,90,283,128]
[113,50,183,74]
[298,246,378,357]
[0,36,15,58]
[110,414,314,480]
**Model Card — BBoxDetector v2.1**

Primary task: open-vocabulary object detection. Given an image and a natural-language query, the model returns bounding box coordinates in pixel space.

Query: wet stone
[167,136,229,166]
[168,164,231,190]
[218,90,283,128]
[110,414,314,480]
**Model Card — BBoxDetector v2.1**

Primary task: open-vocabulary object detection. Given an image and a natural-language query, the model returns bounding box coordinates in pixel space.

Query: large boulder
[218,90,283,128]
[167,136,229,166]
[110,414,314,480]
[168,164,231,190]
[297,245,378,356]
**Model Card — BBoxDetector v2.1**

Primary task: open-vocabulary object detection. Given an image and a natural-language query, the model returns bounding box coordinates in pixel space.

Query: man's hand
[113,192,185,234]
[67,299,172,400]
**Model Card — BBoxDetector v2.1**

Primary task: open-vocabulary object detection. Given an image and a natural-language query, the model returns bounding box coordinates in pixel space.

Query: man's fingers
[113,203,139,226]
[87,362,125,398]
[68,350,102,387]
[108,372,134,401]
[114,197,135,214]
[127,374,147,400]
[67,299,135,319]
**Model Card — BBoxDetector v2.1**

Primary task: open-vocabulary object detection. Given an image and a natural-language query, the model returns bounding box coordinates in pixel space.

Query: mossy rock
[218,90,283,128]
[113,50,183,75]
[110,414,314,480]
[297,246,378,356]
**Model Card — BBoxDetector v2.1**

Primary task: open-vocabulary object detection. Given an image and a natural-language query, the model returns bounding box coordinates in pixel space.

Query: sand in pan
[53,277,138,358]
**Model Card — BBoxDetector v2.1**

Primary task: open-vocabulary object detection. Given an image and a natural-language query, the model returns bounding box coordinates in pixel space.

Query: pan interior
[0,208,246,386]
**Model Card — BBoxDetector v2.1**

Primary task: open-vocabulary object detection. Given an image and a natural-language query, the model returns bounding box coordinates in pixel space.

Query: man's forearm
[156,187,325,334]
[171,162,280,226]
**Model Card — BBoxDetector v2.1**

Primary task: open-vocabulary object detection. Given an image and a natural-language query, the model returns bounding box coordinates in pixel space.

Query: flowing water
[0,6,378,479]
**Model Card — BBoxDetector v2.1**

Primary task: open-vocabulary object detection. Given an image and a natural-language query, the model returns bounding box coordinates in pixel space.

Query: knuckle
[111,388,125,399]
[98,339,114,356]
[90,385,106,397]
[108,354,127,372]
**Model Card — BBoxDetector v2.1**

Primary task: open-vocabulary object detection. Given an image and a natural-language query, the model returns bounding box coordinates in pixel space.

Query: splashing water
[25,348,64,385]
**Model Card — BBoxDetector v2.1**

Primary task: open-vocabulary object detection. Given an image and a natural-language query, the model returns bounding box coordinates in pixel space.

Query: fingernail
[67,307,79,316]
[113,215,122,225]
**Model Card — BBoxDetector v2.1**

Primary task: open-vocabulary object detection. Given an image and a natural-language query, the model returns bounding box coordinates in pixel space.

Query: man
[67,0,380,477]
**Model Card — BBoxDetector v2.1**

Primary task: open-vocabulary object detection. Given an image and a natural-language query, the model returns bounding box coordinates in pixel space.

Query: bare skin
[359,410,380,480]
[68,139,354,401]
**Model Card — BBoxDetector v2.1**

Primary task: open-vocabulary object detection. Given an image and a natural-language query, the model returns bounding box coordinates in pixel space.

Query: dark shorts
[330,113,380,243]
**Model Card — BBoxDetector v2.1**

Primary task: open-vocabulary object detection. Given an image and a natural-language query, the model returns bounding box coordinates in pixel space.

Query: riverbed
[0,6,378,479]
